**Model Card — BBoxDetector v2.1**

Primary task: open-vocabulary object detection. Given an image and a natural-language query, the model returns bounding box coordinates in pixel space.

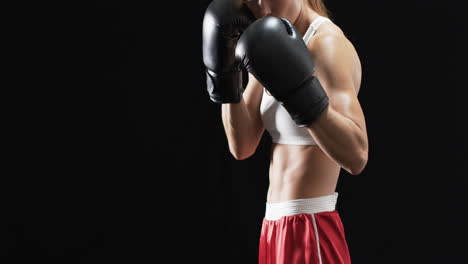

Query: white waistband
[265,192,338,221]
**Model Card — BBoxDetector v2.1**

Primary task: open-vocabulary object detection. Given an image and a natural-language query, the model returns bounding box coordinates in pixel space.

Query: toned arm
[221,73,265,160]
[306,30,369,175]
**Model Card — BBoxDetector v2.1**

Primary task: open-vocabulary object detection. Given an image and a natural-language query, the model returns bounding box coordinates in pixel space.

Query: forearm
[307,106,368,175]
[221,98,260,159]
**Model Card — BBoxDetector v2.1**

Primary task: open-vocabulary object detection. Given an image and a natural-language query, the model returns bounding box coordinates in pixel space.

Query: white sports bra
[260,16,331,145]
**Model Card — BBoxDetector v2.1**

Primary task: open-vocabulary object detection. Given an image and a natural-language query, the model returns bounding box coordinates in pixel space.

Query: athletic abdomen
[267,143,341,203]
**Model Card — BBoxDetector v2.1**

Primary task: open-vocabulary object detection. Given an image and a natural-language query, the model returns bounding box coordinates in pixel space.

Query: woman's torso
[261,16,362,203]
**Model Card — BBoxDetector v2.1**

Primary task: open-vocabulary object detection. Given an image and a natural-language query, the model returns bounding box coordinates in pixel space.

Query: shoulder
[306,20,362,84]
[306,20,349,64]
[306,19,362,93]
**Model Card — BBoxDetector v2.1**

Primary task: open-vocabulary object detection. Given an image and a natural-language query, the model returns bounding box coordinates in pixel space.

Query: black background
[2,0,466,263]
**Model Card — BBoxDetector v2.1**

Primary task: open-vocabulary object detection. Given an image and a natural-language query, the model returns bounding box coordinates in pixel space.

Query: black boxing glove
[235,16,329,126]
[202,0,255,103]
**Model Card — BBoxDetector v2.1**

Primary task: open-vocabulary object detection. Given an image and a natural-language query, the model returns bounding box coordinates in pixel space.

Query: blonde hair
[304,0,331,18]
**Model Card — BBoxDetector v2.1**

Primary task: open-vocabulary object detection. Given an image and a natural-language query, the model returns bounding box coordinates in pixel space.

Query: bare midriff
[266,143,341,203]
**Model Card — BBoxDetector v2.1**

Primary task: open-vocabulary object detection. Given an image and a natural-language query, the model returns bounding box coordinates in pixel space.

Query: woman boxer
[202,0,368,263]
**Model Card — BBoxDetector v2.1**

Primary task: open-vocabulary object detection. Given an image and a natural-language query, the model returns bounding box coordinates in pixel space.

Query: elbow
[230,146,255,161]
[231,150,254,160]
[347,150,368,175]
[233,154,250,161]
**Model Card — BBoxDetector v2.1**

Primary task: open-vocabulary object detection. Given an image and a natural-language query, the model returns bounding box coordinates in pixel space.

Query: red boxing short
[258,192,351,264]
